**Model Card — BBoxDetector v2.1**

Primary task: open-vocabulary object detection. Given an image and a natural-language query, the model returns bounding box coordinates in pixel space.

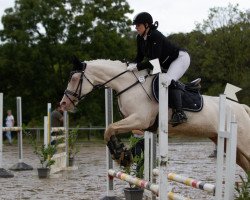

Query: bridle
[64,62,129,108]
[64,61,152,108]
[64,62,96,107]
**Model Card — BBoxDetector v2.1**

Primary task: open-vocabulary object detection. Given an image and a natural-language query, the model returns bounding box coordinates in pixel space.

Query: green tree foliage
[170,4,250,104]
[0,0,134,125]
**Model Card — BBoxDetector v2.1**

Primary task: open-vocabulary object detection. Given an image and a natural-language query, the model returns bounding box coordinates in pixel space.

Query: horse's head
[60,56,95,112]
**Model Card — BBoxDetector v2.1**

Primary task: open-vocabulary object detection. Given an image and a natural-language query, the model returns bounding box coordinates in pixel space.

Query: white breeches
[166,51,190,81]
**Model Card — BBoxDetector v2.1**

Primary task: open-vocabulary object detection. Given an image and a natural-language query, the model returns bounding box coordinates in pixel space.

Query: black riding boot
[170,108,187,125]
[169,81,187,125]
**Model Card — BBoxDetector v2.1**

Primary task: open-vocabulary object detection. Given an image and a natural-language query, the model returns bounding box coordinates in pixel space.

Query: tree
[194,4,250,103]
[166,4,249,104]
[0,0,135,125]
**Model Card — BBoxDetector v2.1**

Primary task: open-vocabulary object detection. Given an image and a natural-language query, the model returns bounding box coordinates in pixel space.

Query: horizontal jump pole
[51,135,65,140]
[57,143,66,148]
[51,127,66,132]
[2,127,22,131]
[168,191,191,200]
[108,169,190,200]
[153,169,215,193]
[52,152,67,159]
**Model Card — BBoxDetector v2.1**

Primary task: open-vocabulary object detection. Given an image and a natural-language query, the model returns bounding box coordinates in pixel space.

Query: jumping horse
[60,57,250,172]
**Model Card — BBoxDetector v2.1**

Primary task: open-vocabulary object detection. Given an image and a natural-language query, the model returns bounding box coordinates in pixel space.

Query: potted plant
[68,128,79,166]
[34,144,57,178]
[123,136,144,200]
[23,127,57,178]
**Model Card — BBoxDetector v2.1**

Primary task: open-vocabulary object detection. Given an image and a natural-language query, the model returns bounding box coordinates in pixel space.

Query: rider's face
[135,23,147,36]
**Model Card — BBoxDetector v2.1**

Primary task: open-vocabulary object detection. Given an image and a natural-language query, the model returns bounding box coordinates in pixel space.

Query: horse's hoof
[106,135,133,167]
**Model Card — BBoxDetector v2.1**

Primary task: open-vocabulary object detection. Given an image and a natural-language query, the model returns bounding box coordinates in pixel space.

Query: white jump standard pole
[158,73,169,199]
[64,111,69,167]
[215,94,238,200]
[0,93,14,178]
[101,87,121,200]
[9,97,33,171]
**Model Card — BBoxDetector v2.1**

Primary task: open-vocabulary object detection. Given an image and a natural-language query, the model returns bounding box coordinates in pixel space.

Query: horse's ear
[72,55,86,71]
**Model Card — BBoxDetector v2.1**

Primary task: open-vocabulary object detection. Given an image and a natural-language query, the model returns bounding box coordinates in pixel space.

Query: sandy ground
[0,138,246,200]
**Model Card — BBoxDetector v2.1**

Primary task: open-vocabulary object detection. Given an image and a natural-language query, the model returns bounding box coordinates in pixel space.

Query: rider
[127,12,190,125]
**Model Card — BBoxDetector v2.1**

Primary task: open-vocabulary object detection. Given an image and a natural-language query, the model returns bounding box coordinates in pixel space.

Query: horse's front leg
[104,114,149,142]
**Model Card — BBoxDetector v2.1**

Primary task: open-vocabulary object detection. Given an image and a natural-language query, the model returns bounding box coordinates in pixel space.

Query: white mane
[86,59,125,68]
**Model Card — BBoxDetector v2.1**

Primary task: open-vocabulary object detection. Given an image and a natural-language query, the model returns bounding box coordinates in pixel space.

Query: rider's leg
[169,84,187,125]
[166,51,190,81]
[165,51,190,125]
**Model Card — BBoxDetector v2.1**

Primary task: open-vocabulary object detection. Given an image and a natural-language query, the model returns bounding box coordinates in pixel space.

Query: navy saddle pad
[152,75,203,112]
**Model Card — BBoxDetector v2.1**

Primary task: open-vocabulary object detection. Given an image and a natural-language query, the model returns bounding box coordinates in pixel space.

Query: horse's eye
[71,76,77,82]
[68,71,78,82]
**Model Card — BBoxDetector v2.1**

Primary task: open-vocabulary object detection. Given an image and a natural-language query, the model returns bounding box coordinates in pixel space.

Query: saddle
[152,76,203,112]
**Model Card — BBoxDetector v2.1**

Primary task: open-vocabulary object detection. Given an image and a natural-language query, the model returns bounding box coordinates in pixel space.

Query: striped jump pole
[152,169,215,194]
[2,127,22,131]
[108,169,190,200]
[9,97,33,171]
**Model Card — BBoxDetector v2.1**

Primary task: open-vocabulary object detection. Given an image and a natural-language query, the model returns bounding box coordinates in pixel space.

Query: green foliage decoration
[122,135,144,188]
[235,171,250,200]
[68,127,80,158]
[23,125,57,168]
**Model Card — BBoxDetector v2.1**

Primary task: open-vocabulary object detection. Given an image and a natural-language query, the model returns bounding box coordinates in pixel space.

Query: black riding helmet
[132,12,153,25]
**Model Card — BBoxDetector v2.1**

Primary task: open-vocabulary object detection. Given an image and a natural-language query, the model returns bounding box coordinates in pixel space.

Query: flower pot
[124,187,144,200]
[37,168,50,179]
[69,157,75,167]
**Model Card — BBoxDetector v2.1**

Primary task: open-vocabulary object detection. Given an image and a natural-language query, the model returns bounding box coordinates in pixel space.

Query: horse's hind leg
[104,114,149,142]
[210,137,250,172]
[209,137,227,152]
[236,148,250,172]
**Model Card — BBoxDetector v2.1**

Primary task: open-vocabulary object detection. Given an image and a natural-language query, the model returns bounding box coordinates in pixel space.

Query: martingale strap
[97,70,129,89]
[116,73,152,101]
[115,80,140,97]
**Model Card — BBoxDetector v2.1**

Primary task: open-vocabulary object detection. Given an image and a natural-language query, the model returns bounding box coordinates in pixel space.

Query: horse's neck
[86,61,128,91]
[86,60,151,93]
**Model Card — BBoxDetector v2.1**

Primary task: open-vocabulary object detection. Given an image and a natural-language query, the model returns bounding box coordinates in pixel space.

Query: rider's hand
[161,73,172,88]
[127,63,137,71]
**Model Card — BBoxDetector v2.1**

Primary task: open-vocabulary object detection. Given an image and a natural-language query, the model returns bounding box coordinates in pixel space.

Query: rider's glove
[161,73,172,88]
[127,63,137,71]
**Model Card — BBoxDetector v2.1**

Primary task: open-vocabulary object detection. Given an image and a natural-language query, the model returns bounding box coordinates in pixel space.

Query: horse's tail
[242,104,250,118]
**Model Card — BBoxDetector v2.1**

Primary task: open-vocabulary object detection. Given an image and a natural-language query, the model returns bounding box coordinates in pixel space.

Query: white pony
[60,58,250,172]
